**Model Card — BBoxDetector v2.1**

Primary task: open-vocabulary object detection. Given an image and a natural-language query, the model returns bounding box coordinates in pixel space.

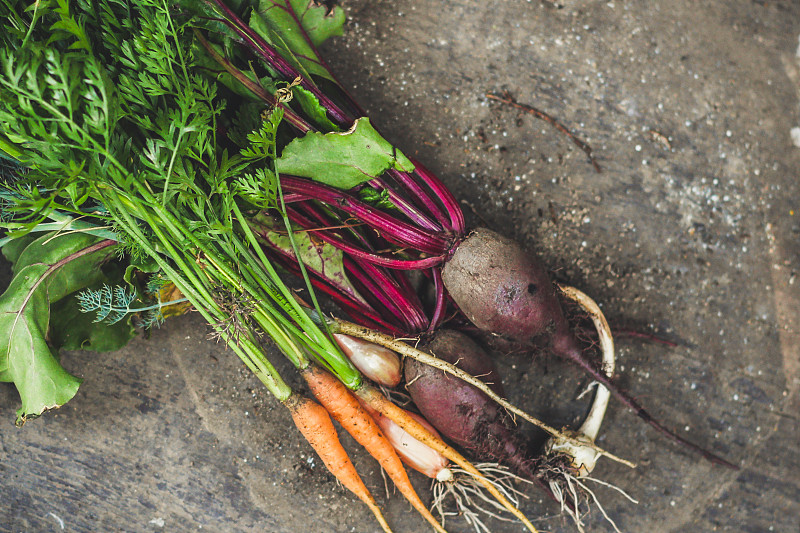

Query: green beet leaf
[0,232,117,425]
[11,232,112,301]
[1,232,38,265]
[291,85,341,132]
[250,0,345,82]
[277,118,415,189]
[253,214,369,307]
[0,263,80,426]
[49,296,136,353]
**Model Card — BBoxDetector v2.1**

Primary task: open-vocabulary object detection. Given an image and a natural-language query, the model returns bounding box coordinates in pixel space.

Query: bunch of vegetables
[0,0,736,531]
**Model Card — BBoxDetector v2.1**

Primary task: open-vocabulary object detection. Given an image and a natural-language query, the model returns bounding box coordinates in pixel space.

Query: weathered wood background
[2,1,799,532]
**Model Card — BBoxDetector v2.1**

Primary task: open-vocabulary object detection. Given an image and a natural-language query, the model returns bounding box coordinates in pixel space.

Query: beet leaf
[277,118,415,189]
[0,233,118,425]
[249,0,346,81]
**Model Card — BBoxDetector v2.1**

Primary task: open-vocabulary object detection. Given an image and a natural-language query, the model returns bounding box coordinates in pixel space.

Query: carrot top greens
[0,0,418,422]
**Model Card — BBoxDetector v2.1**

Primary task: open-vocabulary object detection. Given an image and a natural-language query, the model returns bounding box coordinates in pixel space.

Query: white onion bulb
[334,333,402,387]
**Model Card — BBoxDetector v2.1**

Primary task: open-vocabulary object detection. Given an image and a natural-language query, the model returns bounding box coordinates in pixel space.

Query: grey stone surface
[2,1,799,532]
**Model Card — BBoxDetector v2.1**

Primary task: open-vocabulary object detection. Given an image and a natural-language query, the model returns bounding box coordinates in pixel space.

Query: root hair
[431,462,532,533]
[541,459,637,533]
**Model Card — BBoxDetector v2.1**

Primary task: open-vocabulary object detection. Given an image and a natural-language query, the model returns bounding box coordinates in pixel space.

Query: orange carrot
[283,393,393,533]
[356,384,540,533]
[302,365,447,533]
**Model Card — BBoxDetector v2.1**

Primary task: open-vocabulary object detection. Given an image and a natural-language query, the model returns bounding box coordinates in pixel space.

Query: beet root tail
[632,406,738,469]
[555,337,738,470]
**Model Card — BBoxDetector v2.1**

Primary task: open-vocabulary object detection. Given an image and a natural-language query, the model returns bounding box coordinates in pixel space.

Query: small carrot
[356,384,540,533]
[283,392,393,533]
[302,364,447,533]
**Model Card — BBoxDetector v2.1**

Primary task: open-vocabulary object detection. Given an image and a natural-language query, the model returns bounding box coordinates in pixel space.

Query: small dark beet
[427,329,505,397]
[442,228,570,342]
[405,330,537,478]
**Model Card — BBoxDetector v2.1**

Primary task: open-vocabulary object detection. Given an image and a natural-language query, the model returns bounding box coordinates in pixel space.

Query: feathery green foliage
[0,0,364,421]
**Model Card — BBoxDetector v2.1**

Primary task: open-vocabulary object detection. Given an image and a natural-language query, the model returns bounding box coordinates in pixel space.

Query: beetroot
[212,0,736,469]
[442,228,569,342]
[426,329,505,397]
[442,228,737,468]
[405,329,539,480]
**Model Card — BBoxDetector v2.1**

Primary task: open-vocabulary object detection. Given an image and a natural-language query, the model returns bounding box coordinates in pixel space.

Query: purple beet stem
[290,200,374,250]
[385,168,453,231]
[411,160,465,234]
[280,205,431,329]
[368,177,443,233]
[281,176,450,255]
[356,260,428,332]
[552,334,739,469]
[285,205,445,270]
[206,0,352,126]
[269,247,399,333]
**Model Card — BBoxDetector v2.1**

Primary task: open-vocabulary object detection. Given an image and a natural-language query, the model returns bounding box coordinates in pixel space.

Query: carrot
[302,364,447,533]
[283,393,393,533]
[356,384,540,533]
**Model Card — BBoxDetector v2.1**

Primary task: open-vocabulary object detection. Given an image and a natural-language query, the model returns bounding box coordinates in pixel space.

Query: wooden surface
[2,1,800,532]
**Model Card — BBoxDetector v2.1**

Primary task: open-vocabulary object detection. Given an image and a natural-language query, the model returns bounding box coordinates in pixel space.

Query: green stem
[249,308,307,369]
[129,297,190,314]
[230,331,292,401]
[231,203,361,389]
[274,183,331,340]
[162,0,191,85]
[98,189,218,316]
[100,190,292,401]
[160,128,186,207]
[229,205,311,326]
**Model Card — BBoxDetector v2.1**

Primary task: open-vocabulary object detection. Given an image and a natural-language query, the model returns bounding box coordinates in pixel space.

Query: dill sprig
[76,284,137,324]
[75,283,190,326]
